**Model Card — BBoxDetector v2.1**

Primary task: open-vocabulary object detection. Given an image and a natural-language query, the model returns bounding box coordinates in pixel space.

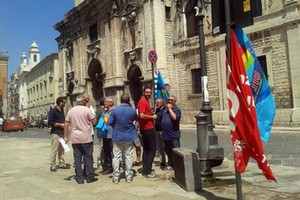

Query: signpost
[148,50,157,109]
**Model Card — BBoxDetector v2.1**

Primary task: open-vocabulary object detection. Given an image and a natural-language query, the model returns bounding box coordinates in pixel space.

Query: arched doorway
[88,59,104,102]
[127,65,142,107]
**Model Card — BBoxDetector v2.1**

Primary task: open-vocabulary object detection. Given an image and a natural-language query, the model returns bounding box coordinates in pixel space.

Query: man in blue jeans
[64,94,97,184]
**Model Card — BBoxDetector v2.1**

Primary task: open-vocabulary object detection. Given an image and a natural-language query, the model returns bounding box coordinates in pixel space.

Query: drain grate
[203,178,237,187]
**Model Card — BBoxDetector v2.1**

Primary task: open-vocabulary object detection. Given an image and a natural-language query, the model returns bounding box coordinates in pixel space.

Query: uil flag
[234,28,276,143]
[155,69,169,100]
[227,29,276,181]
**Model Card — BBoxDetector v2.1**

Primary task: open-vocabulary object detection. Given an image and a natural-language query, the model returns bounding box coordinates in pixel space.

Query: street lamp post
[174,0,224,180]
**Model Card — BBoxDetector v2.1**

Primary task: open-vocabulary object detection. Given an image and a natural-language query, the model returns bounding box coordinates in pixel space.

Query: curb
[180,124,300,132]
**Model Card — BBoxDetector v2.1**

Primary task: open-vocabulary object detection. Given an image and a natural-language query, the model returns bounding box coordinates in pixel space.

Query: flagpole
[151,63,156,110]
[224,0,243,199]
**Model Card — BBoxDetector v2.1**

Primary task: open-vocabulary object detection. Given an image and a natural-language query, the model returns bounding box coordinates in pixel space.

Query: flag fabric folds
[234,28,276,143]
[155,69,169,100]
[227,29,276,182]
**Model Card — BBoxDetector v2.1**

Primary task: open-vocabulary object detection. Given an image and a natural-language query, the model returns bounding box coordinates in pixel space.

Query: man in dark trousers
[154,98,166,168]
[64,94,97,184]
[137,87,157,178]
[48,97,67,172]
[161,95,181,170]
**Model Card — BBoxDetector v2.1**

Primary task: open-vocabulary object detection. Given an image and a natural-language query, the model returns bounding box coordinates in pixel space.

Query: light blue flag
[155,70,169,100]
[235,28,276,143]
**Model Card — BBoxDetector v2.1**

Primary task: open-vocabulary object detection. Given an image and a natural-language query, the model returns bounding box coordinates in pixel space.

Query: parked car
[2,116,25,132]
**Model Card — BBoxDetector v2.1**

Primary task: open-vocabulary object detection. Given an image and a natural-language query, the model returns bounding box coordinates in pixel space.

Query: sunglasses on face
[168,99,174,102]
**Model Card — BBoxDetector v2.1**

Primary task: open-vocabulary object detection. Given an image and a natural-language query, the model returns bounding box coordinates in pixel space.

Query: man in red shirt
[137,87,157,178]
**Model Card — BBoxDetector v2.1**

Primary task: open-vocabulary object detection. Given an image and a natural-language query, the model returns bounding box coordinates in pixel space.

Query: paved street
[180,125,300,168]
[0,126,300,200]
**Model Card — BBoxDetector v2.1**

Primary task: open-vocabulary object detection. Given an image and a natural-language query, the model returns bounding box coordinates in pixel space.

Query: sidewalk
[0,133,299,200]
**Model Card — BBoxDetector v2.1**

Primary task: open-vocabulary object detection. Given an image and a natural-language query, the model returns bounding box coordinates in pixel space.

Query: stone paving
[0,130,300,200]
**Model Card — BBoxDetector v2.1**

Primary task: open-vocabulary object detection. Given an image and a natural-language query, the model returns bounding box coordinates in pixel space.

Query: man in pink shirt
[64,94,97,184]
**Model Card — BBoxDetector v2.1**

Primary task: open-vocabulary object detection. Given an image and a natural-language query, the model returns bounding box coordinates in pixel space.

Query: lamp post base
[195,102,224,181]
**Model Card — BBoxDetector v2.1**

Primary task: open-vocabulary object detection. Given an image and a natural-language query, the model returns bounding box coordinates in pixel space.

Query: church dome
[30,41,40,53]
[31,41,39,48]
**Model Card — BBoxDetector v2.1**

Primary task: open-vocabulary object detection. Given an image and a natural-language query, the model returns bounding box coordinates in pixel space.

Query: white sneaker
[113,177,119,184]
[144,171,156,178]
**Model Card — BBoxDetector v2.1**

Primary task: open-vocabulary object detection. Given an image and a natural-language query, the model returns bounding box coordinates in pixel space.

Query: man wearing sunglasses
[161,95,181,170]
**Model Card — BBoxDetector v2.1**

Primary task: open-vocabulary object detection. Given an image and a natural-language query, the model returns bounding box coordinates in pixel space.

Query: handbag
[96,112,109,138]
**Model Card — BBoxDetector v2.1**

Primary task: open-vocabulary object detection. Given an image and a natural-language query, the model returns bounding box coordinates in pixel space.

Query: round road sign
[148,50,158,63]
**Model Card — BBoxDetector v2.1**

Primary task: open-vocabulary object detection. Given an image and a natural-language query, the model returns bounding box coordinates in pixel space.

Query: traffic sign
[148,50,158,63]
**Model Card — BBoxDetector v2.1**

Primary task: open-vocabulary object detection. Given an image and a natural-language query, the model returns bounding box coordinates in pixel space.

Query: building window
[191,68,201,94]
[34,55,37,62]
[89,23,98,42]
[252,0,262,17]
[165,6,171,20]
[185,0,199,38]
[257,55,268,81]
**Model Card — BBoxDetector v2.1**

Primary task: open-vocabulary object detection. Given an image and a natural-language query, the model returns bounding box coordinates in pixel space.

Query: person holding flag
[155,69,169,100]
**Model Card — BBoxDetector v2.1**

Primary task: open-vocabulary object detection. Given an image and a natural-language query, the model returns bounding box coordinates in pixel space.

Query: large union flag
[155,69,169,100]
[227,29,276,181]
[234,28,276,143]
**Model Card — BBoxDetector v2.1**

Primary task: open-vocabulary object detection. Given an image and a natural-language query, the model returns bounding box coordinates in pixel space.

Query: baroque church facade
[54,0,300,126]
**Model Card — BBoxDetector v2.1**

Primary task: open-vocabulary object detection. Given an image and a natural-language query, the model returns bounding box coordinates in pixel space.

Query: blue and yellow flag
[155,70,169,100]
[234,28,276,143]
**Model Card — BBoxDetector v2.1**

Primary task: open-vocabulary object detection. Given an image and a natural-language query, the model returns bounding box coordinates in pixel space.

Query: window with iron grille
[89,23,98,42]
[257,55,268,81]
[191,68,202,94]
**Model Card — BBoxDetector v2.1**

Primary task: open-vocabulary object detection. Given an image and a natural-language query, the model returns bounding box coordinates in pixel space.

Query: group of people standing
[47,87,181,185]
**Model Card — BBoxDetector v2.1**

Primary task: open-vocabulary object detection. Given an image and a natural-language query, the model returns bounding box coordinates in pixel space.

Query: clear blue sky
[0,0,74,77]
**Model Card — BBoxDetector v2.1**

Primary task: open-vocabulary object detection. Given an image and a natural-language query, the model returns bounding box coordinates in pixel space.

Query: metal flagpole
[224,0,243,199]
[151,62,156,109]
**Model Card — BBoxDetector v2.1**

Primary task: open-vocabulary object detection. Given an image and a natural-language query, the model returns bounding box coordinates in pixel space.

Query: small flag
[234,28,276,143]
[227,29,276,182]
[154,69,169,100]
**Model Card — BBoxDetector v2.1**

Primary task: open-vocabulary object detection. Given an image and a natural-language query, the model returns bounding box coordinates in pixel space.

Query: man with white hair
[64,94,97,184]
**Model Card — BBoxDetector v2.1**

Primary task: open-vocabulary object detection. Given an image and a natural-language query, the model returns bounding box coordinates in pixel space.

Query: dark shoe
[102,169,113,175]
[76,179,84,184]
[99,168,107,173]
[50,166,57,172]
[133,161,142,166]
[86,177,98,183]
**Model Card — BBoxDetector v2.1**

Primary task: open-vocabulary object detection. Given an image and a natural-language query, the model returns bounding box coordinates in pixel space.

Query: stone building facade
[0,52,8,118]
[10,42,59,121]
[54,0,300,127]
[25,53,59,120]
